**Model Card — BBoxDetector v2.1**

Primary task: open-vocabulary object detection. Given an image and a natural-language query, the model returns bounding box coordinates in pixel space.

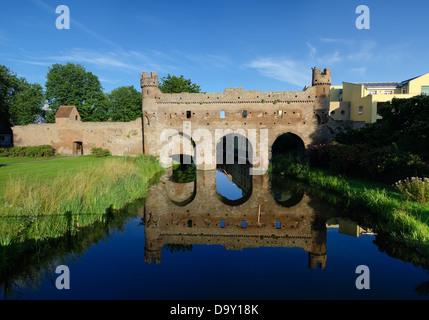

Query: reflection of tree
[415,278,429,296]
[163,244,193,253]
[170,163,196,183]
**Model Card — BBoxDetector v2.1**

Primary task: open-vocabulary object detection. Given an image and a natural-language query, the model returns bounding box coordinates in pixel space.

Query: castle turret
[141,72,161,112]
[311,67,331,125]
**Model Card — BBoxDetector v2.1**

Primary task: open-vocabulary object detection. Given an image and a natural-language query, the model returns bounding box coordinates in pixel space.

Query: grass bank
[0,154,164,218]
[270,157,429,245]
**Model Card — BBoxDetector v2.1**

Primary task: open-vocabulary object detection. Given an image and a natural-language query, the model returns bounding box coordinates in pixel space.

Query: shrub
[91,147,111,158]
[308,142,428,183]
[2,145,55,158]
[394,177,429,204]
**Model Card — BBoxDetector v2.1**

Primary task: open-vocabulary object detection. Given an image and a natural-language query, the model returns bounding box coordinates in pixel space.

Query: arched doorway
[271,132,305,162]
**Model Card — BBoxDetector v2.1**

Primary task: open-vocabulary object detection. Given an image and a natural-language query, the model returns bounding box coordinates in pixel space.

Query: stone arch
[271,132,306,162]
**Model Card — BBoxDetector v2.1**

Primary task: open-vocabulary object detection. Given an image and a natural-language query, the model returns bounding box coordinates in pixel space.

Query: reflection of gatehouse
[143,169,328,269]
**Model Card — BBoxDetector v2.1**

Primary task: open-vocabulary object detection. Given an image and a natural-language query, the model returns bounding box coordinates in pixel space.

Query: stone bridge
[141,67,332,171]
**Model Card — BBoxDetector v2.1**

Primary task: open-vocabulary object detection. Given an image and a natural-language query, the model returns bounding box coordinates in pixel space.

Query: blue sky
[1,0,429,94]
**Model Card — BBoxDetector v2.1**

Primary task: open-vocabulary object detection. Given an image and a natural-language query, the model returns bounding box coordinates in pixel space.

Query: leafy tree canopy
[159,74,201,93]
[105,86,142,122]
[45,63,106,122]
[0,65,44,126]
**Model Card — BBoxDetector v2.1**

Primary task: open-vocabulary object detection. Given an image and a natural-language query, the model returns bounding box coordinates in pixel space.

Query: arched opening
[215,134,253,206]
[270,175,304,208]
[271,132,305,162]
[166,133,197,206]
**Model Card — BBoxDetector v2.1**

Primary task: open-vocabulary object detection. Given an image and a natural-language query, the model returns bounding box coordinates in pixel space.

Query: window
[358,106,363,115]
[384,90,393,95]
[368,90,376,95]
[220,111,225,119]
[242,110,247,118]
[277,110,283,118]
[276,221,281,229]
[241,221,247,228]
[187,220,192,227]
[422,86,429,95]
[186,111,191,119]
[220,220,225,228]
[402,88,408,94]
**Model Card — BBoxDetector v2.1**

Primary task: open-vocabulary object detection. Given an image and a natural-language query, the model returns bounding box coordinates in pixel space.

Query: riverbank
[0,154,165,218]
[269,158,429,246]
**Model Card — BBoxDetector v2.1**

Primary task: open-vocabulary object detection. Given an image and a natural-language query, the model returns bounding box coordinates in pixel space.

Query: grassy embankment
[270,157,429,245]
[0,154,164,217]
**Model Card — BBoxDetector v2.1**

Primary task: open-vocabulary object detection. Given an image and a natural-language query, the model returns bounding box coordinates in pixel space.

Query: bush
[394,177,429,204]
[308,142,428,183]
[91,147,111,158]
[1,145,55,158]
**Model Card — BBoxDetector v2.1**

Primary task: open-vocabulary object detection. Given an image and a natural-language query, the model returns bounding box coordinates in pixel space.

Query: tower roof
[55,106,78,118]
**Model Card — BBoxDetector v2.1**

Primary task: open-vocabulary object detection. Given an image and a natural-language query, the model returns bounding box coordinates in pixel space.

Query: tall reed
[1,155,164,217]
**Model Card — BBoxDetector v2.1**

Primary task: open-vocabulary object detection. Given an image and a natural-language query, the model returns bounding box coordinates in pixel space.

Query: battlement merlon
[141,71,159,88]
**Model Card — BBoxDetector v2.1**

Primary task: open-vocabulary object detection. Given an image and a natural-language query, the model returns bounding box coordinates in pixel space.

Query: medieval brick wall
[12,118,143,156]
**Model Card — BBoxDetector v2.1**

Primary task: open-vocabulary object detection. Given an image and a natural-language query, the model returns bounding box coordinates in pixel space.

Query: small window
[241,221,247,228]
[358,106,363,115]
[186,111,191,119]
[368,90,376,95]
[384,90,393,95]
[220,111,225,119]
[220,220,226,228]
[340,110,345,115]
[277,110,283,118]
[421,86,429,96]
[402,88,408,94]
[242,110,247,118]
[187,220,192,227]
[75,115,78,120]
[276,221,281,229]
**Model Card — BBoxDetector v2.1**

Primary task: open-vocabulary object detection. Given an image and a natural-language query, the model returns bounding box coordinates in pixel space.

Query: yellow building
[330,72,429,123]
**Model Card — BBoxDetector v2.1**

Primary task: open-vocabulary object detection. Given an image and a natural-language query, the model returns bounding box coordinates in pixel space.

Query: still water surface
[1,164,429,300]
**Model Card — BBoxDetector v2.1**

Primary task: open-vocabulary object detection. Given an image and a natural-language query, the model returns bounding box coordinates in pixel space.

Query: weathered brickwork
[141,68,331,169]
[12,107,143,156]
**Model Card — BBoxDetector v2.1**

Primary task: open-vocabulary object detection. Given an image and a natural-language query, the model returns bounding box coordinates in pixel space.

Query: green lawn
[0,155,71,164]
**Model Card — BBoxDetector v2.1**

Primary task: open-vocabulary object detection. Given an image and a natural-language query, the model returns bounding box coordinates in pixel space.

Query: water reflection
[146,169,330,268]
[2,166,429,299]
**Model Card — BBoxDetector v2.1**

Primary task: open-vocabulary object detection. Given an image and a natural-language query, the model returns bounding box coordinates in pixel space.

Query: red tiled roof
[55,106,77,118]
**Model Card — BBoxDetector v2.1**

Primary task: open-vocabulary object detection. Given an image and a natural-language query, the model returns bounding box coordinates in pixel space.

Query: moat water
[1,164,429,300]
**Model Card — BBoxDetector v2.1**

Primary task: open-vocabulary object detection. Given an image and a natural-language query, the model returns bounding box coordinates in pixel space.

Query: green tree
[105,86,142,121]
[45,63,106,122]
[9,79,44,125]
[159,74,201,93]
[0,65,20,125]
[0,65,44,126]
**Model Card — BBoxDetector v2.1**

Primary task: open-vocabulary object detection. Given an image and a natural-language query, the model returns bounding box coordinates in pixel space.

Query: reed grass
[0,154,164,218]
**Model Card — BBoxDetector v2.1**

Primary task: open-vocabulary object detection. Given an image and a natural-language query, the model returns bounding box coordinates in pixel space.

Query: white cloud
[246,57,311,88]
